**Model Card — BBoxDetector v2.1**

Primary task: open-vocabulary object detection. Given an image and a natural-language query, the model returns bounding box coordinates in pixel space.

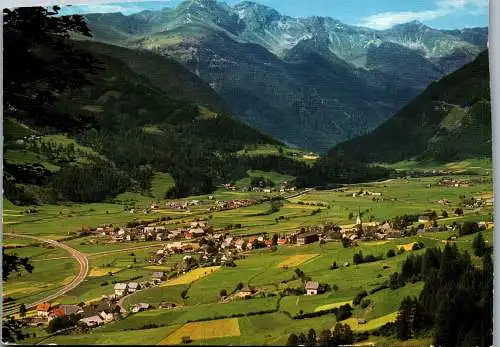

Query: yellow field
[276,254,319,268]
[339,312,398,332]
[88,268,122,277]
[3,287,39,296]
[398,243,417,251]
[162,266,220,286]
[160,318,241,344]
[315,301,352,312]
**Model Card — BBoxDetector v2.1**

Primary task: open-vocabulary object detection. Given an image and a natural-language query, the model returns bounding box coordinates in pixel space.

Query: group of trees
[2,248,35,343]
[353,250,383,265]
[287,323,362,346]
[390,214,419,230]
[295,156,396,188]
[390,243,493,346]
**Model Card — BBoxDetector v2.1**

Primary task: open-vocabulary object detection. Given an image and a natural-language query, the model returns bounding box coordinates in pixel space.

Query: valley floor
[3,159,493,346]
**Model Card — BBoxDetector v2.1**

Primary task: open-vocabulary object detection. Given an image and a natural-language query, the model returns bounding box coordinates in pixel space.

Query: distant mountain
[81,0,487,152]
[328,50,491,164]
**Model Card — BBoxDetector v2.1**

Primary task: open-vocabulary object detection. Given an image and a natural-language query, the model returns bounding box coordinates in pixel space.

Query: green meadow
[3,158,493,345]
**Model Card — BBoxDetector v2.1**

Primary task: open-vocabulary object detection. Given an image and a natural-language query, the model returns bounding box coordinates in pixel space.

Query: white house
[36,302,50,318]
[99,311,114,323]
[132,303,150,313]
[128,282,140,293]
[305,281,319,295]
[79,315,104,327]
[114,283,128,297]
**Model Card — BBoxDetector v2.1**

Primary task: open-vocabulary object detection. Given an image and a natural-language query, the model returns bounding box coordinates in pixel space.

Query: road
[3,233,89,316]
[283,188,314,200]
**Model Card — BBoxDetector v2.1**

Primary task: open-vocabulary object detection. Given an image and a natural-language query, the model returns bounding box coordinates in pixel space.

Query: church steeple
[356,207,362,226]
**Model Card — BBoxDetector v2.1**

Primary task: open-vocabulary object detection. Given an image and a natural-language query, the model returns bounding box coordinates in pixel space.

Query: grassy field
[341,311,398,331]
[160,318,241,344]
[276,254,319,268]
[5,160,493,346]
[162,266,221,286]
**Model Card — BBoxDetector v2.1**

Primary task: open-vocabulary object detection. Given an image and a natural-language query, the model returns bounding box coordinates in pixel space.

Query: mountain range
[81,0,488,152]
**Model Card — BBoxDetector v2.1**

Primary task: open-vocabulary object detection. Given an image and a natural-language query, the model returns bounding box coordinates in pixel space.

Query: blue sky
[57,0,489,30]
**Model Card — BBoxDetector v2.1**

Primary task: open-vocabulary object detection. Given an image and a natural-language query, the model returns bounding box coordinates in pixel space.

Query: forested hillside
[329,50,491,164]
[3,7,291,205]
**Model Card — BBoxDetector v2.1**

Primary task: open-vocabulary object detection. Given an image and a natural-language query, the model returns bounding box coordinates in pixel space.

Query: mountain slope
[81,0,487,152]
[4,40,288,204]
[328,50,491,164]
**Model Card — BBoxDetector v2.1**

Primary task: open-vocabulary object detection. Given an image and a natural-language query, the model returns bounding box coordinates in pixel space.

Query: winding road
[3,233,89,316]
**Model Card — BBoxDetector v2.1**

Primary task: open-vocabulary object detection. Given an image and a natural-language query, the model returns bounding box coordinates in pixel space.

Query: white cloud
[360,0,488,30]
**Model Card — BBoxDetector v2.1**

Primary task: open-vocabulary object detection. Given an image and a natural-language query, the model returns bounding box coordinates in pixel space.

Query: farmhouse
[36,302,51,318]
[159,302,177,309]
[132,303,150,313]
[418,216,431,223]
[189,228,206,239]
[49,304,83,321]
[191,221,207,228]
[305,281,319,295]
[114,283,128,297]
[99,311,114,322]
[239,287,256,298]
[79,315,104,328]
[128,282,140,293]
[296,232,319,245]
[152,272,166,283]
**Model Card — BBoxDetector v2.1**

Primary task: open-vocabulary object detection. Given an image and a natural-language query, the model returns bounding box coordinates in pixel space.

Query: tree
[389,272,402,290]
[181,336,192,344]
[3,248,34,281]
[272,234,278,246]
[287,333,299,346]
[341,237,350,248]
[454,208,464,216]
[395,297,412,340]
[348,212,354,220]
[353,290,368,306]
[306,328,316,346]
[2,249,34,343]
[442,210,448,218]
[353,251,364,265]
[386,249,396,258]
[4,6,99,126]
[318,329,331,346]
[331,323,354,346]
[459,221,479,236]
[236,282,244,291]
[180,289,188,300]
[19,304,27,318]
[298,332,307,345]
[472,232,486,257]
[220,289,227,298]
